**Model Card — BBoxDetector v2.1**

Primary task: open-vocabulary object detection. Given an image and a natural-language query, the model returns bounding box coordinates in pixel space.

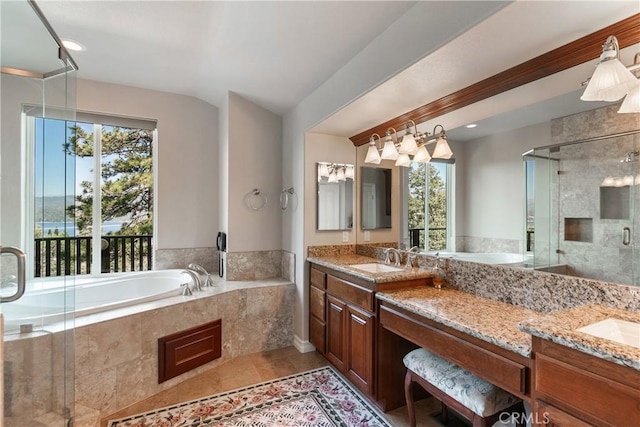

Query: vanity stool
[403,348,524,427]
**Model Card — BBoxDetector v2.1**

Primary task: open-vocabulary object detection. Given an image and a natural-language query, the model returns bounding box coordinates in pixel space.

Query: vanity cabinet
[532,337,640,427]
[309,263,428,401]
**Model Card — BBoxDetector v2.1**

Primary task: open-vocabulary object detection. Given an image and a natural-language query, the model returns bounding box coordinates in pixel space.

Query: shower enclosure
[530,130,640,286]
[1,1,77,425]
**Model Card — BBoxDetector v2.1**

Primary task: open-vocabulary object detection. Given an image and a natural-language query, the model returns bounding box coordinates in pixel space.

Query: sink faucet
[404,246,420,268]
[384,248,402,266]
[188,263,214,287]
[181,269,202,294]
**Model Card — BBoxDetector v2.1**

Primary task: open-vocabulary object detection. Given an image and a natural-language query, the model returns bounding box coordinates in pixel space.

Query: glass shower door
[533,131,640,286]
[1,1,77,425]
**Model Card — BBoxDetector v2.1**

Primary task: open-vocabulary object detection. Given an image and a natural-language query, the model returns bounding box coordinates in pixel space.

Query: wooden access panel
[158,319,222,383]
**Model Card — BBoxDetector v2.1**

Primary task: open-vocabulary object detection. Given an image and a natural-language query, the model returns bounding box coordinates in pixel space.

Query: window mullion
[91,124,102,275]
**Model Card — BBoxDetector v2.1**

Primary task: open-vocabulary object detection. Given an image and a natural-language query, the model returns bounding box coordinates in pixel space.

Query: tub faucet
[188,263,214,287]
[181,269,202,293]
[384,248,402,266]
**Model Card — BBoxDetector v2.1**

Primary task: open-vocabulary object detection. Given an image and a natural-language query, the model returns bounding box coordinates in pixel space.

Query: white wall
[283,1,506,346]
[456,122,551,242]
[76,79,219,250]
[304,133,356,246]
[226,92,283,252]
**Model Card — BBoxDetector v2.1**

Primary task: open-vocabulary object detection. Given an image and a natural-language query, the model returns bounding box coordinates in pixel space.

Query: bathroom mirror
[316,162,354,231]
[361,166,392,230]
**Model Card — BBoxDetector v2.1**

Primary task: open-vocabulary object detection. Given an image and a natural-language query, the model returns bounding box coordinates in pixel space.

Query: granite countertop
[519,305,640,370]
[377,287,540,357]
[307,255,435,283]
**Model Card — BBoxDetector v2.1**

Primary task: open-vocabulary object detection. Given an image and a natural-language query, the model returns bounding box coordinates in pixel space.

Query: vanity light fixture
[318,163,330,178]
[364,123,453,166]
[380,128,400,160]
[399,120,419,155]
[430,125,453,159]
[364,134,382,164]
[581,36,638,102]
[345,165,355,179]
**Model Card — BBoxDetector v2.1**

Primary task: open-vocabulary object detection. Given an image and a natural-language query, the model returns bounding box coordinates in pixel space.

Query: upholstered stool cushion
[403,348,520,417]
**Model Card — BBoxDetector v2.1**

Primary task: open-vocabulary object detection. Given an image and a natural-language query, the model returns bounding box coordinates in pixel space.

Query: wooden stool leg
[404,371,416,427]
[440,401,449,424]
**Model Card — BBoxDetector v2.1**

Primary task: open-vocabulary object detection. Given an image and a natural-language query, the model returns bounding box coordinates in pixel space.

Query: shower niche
[528,119,640,286]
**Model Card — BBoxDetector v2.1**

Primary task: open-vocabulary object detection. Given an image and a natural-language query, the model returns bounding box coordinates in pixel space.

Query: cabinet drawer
[310,285,325,321]
[310,268,326,289]
[536,354,640,427]
[327,275,373,313]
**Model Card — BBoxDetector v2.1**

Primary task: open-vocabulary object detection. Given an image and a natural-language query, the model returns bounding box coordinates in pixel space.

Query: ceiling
[28,1,640,139]
[37,0,417,115]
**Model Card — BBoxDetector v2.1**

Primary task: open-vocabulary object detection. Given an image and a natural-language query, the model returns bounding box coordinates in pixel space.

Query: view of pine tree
[64,124,153,236]
[407,163,447,250]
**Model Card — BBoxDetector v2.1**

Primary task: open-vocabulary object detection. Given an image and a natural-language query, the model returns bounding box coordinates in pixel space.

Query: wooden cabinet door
[346,304,374,395]
[326,295,346,371]
[536,401,592,427]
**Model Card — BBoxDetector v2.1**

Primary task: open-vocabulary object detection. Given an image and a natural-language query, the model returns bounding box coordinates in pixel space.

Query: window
[405,161,454,251]
[29,111,156,277]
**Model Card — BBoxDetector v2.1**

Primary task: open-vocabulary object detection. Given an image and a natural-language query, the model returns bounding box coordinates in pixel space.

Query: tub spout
[188,263,214,287]
[181,269,202,292]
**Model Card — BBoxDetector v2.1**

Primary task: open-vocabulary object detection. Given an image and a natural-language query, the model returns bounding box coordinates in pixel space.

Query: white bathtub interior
[2,269,190,333]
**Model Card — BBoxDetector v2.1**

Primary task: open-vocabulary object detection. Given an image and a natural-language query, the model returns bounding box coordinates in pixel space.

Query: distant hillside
[35,196,76,222]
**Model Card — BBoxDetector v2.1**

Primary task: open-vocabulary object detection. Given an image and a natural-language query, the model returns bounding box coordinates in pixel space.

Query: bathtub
[2,269,187,332]
[426,251,532,265]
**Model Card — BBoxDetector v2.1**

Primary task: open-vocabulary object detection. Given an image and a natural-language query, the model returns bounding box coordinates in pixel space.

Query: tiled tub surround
[520,305,640,370]
[155,247,218,273]
[225,250,295,281]
[4,279,294,427]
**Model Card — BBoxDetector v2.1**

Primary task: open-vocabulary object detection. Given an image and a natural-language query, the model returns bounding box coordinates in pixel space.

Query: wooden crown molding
[349,14,640,146]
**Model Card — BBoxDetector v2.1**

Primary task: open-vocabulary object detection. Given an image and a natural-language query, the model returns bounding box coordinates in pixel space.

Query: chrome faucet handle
[383,248,391,265]
[181,282,193,296]
[204,273,214,287]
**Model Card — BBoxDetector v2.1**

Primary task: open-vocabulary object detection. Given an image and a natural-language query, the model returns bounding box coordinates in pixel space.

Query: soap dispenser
[432,255,445,289]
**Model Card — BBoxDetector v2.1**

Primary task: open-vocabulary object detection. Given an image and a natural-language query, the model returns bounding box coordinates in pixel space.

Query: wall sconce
[364,122,453,166]
[581,36,639,112]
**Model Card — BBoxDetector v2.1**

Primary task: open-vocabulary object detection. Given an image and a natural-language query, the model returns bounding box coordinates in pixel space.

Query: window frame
[24,107,157,279]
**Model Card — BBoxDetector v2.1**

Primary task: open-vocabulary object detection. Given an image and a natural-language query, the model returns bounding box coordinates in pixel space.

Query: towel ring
[244,188,268,211]
[280,187,295,210]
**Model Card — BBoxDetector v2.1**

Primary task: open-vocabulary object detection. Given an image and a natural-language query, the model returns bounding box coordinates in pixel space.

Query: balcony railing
[409,227,447,250]
[34,235,152,277]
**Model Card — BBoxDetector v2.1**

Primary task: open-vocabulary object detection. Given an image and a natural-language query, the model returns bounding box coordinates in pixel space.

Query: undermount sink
[350,263,405,273]
[576,318,640,349]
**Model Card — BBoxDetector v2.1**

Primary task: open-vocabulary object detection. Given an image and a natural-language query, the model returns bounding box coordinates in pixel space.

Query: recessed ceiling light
[61,39,86,52]
[465,123,477,129]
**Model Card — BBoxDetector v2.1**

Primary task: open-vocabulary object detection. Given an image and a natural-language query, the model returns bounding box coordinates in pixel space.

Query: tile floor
[102,346,469,427]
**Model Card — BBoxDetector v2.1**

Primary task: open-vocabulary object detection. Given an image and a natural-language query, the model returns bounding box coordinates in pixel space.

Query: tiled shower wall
[548,105,640,285]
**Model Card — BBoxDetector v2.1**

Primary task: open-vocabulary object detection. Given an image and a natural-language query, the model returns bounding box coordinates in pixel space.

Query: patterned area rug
[107,366,392,426]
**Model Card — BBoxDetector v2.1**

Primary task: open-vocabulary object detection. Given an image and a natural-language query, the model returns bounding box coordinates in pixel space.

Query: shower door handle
[0,246,26,303]
[622,227,631,246]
